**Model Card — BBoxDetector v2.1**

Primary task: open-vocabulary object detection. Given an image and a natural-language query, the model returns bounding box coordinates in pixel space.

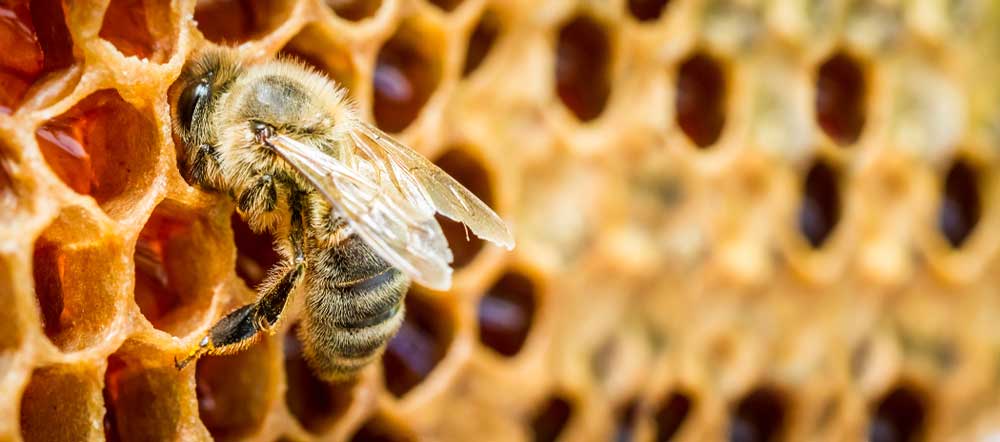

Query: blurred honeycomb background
[2,0,1000,440]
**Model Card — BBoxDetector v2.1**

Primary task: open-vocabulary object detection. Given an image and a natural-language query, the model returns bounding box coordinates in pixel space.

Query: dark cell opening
[816,52,866,145]
[103,354,186,441]
[555,15,612,122]
[869,386,927,442]
[614,399,641,442]
[433,148,495,267]
[35,90,158,218]
[0,0,74,114]
[798,159,840,248]
[196,339,272,441]
[231,214,280,289]
[194,0,291,44]
[99,0,174,62]
[675,52,727,148]
[531,396,573,442]
[628,0,671,21]
[655,391,693,441]
[729,387,786,442]
[373,23,441,133]
[382,292,453,397]
[938,159,981,248]
[325,0,382,21]
[477,271,536,357]
[427,0,462,12]
[463,10,500,76]
[20,366,101,441]
[284,327,355,434]
[349,413,417,442]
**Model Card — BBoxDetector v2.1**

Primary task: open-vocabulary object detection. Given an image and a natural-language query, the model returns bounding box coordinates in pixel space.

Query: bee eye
[178,78,212,132]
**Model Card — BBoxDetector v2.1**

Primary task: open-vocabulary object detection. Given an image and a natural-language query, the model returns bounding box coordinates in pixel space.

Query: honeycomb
[3,0,1000,440]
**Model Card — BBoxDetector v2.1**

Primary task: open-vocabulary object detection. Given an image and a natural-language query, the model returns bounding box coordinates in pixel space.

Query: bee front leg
[189,143,223,190]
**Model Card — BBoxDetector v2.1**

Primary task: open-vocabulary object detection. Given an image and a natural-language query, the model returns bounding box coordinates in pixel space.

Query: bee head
[171,48,243,146]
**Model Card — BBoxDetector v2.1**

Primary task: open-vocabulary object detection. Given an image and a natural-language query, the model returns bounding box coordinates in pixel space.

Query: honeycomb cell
[326,0,382,21]
[869,386,926,442]
[35,90,158,219]
[281,25,359,96]
[232,214,280,289]
[32,212,123,352]
[815,52,866,146]
[655,391,693,441]
[103,354,187,441]
[427,0,462,13]
[135,202,229,335]
[98,0,174,61]
[0,0,74,114]
[627,0,671,22]
[373,21,443,132]
[462,9,500,77]
[729,387,786,442]
[284,327,356,434]
[477,271,536,357]
[194,0,292,44]
[798,159,840,248]
[555,15,612,122]
[196,338,274,440]
[382,291,454,397]
[20,365,103,442]
[433,148,495,267]
[938,159,980,248]
[349,413,418,442]
[675,52,727,148]
[614,399,640,442]
[530,396,573,442]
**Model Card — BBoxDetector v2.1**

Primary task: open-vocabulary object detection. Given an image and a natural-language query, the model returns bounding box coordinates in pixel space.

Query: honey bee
[170,48,513,380]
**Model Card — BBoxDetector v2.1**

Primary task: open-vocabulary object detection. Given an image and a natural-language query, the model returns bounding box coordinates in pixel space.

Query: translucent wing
[265,133,455,289]
[350,118,515,250]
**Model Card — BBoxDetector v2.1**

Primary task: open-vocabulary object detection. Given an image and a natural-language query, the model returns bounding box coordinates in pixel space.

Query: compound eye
[178,78,212,132]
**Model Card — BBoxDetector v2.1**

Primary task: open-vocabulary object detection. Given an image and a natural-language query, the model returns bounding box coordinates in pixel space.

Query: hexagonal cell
[231,214,280,289]
[613,399,640,442]
[655,391,693,441]
[627,0,671,22]
[477,271,536,357]
[462,9,501,77]
[280,24,359,97]
[798,159,840,248]
[103,353,188,441]
[194,0,293,44]
[382,290,454,397]
[20,365,104,441]
[284,326,357,434]
[427,0,462,12]
[0,0,74,114]
[555,14,612,122]
[373,20,443,133]
[530,395,573,442]
[816,51,866,146]
[675,52,727,148]
[325,0,382,21]
[98,0,174,61]
[34,89,158,219]
[433,147,496,267]
[196,337,275,440]
[349,412,418,442]
[135,202,229,336]
[868,385,927,442]
[938,159,981,248]
[729,387,787,442]
[32,210,124,352]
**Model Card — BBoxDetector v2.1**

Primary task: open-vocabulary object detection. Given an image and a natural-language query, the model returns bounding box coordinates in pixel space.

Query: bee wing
[265,132,455,290]
[350,118,515,250]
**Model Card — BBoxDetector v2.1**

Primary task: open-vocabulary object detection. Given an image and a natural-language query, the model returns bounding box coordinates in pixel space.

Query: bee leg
[189,143,223,189]
[237,173,278,216]
[176,199,307,370]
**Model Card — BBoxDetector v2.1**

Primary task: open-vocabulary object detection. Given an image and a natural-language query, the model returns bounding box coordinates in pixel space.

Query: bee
[170,48,513,380]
